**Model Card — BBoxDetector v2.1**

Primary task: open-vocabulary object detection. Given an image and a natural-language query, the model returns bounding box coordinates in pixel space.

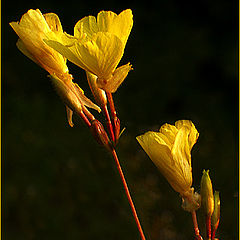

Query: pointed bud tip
[200,169,214,217]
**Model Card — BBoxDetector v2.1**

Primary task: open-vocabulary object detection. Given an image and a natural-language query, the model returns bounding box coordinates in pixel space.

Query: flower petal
[74,9,133,46]
[74,32,123,79]
[16,39,39,65]
[175,120,199,151]
[66,106,74,127]
[100,63,132,92]
[10,9,68,76]
[74,15,98,40]
[43,13,63,32]
[171,126,193,188]
[97,9,133,45]
[137,131,192,195]
[159,123,178,148]
[73,83,101,112]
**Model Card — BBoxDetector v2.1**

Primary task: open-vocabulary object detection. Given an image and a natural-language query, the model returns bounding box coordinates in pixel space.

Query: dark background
[2,0,238,239]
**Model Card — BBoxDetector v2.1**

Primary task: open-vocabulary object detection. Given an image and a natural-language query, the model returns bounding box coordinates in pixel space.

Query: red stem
[79,110,91,128]
[106,92,117,120]
[82,106,95,122]
[206,215,211,239]
[103,105,115,143]
[211,222,219,240]
[191,211,203,240]
[111,149,146,240]
[211,228,216,240]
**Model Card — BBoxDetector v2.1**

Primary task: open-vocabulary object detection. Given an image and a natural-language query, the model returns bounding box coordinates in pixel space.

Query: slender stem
[103,105,115,143]
[211,228,216,240]
[211,222,219,240]
[82,106,95,122]
[191,211,203,240]
[106,92,117,120]
[206,215,211,239]
[106,92,120,141]
[79,110,91,128]
[111,149,146,240]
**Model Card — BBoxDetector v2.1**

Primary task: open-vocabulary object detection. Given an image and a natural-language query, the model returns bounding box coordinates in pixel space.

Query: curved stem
[111,149,146,240]
[206,215,211,239]
[103,105,115,143]
[191,211,203,240]
[78,110,91,128]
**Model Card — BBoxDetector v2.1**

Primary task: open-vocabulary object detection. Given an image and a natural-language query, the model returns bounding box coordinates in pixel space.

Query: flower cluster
[137,120,221,239]
[10,8,221,240]
[10,9,133,146]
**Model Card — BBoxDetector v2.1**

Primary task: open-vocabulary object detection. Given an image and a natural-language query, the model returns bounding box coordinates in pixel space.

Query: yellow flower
[10,9,101,125]
[136,120,199,198]
[44,9,133,92]
[9,9,70,80]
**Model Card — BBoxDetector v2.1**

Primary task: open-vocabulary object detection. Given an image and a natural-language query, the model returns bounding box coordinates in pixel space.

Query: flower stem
[103,105,115,143]
[211,228,216,240]
[106,92,117,121]
[191,211,203,240]
[111,149,146,240]
[79,110,91,128]
[106,92,120,141]
[206,215,212,239]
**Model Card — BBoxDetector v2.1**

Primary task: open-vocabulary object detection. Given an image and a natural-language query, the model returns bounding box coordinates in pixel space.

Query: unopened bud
[49,74,83,113]
[200,170,214,217]
[90,120,113,151]
[114,117,121,144]
[211,191,220,230]
[86,71,107,108]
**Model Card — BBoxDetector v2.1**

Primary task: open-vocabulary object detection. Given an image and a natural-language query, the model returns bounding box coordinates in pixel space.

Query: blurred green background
[3,0,238,239]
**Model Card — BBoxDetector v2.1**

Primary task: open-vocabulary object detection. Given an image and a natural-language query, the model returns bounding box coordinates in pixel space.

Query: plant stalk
[103,105,115,143]
[191,211,203,240]
[206,215,211,239]
[111,149,146,240]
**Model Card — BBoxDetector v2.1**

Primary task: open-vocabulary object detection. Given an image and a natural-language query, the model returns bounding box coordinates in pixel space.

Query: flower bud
[86,71,107,108]
[211,191,220,230]
[200,170,214,217]
[49,74,83,113]
[114,117,121,144]
[90,120,113,151]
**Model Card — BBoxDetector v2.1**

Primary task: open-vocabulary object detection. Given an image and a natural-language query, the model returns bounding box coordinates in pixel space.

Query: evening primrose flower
[44,9,133,92]
[9,9,70,80]
[10,9,100,125]
[136,120,199,199]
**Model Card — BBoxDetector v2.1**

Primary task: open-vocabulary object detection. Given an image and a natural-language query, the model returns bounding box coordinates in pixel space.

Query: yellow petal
[44,33,83,70]
[66,106,74,127]
[16,39,39,65]
[73,83,101,112]
[175,120,199,151]
[159,123,178,148]
[49,74,101,114]
[43,13,63,32]
[97,9,133,45]
[45,32,123,80]
[100,63,133,93]
[74,32,124,79]
[136,132,172,168]
[74,15,98,40]
[10,9,68,77]
[74,9,133,46]
[137,132,192,195]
